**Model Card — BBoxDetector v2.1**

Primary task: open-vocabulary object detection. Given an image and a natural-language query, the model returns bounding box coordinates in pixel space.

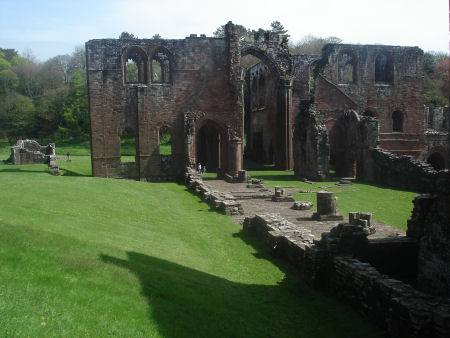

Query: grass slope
[0,151,381,336]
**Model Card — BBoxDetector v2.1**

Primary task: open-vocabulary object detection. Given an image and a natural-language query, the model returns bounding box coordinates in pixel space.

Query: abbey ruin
[86,22,450,337]
[86,22,448,182]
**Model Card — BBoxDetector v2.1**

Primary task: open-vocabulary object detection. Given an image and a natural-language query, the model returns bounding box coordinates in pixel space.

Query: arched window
[123,47,148,84]
[338,52,356,84]
[258,74,265,108]
[159,126,172,155]
[375,53,393,84]
[392,110,403,132]
[151,48,171,83]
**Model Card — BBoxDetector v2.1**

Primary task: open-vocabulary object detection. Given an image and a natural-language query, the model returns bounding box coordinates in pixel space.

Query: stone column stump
[312,191,344,221]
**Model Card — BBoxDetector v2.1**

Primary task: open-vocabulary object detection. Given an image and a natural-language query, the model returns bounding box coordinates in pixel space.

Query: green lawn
[248,170,417,231]
[0,144,381,337]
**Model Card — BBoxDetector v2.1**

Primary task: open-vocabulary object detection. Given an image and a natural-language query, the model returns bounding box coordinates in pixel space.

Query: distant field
[0,141,381,337]
[1,140,416,230]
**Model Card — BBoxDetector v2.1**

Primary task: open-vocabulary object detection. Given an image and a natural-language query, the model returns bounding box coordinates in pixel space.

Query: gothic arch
[240,46,282,77]
[150,46,173,84]
[122,46,148,84]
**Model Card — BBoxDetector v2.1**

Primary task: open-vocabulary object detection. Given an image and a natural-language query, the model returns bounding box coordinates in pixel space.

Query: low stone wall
[332,257,450,338]
[243,213,450,338]
[359,148,439,192]
[185,168,243,215]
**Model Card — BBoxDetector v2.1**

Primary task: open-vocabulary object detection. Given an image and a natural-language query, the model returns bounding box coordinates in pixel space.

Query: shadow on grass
[100,246,379,338]
[0,167,47,174]
[62,168,90,177]
[352,179,418,194]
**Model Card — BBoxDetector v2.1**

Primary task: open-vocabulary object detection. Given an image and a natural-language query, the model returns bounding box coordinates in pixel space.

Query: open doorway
[196,120,226,174]
[241,52,280,170]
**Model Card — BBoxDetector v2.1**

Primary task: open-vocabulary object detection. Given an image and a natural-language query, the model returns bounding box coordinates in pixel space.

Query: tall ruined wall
[314,44,425,158]
[86,35,236,179]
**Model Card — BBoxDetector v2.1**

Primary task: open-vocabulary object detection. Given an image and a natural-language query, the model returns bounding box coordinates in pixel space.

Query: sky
[0,0,448,61]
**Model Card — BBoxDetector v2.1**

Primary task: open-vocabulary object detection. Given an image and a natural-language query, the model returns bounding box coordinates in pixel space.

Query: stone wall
[424,106,449,169]
[8,139,55,165]
[294,107,329,180]
[407,171,450,297]
[243,213,450,337]
[314,44,425,158]
[357,148,438,192]
[426,106,448,132]
[87,22,296,180]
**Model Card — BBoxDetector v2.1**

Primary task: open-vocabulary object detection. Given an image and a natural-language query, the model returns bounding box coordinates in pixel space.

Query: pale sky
[0,0,448,60]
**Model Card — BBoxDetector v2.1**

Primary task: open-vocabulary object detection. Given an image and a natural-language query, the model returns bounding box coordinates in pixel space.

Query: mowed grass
[0,144,382,337]
[248,170,417,231]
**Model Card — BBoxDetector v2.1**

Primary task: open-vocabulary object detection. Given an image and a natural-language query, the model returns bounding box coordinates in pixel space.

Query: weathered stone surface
[292,201,313,210]
[312,191,343,220]
[294,107,330,180]
[244,210,450,338]
[8,139,55,165]
[349,212,375,234]
[315,44,425,159]
[185,167,243,215]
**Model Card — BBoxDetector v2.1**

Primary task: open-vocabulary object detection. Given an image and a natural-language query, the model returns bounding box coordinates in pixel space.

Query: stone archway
[240,47,292,170]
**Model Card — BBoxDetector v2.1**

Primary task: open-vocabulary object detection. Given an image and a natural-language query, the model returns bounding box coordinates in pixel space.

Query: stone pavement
[203,179,403,240]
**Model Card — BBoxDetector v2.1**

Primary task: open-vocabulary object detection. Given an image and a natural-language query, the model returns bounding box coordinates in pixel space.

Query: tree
[423,52,449,106]
[119,31,137,39]
[270,21,289,36]
[12,58,41,100]
[213,24,252,40]
[152,34,161,39]
[0,93,35,139]
[290,35,343,55]
[0,69,19,93]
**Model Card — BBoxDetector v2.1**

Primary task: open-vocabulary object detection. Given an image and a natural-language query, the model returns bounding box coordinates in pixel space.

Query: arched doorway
[196,121,225,173]
[331,110,360,178]
[427,152,446,171]
[240,48,286,169]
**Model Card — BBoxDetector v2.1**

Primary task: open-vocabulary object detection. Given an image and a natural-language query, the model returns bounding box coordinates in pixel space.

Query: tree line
[0,22,447,143]
[0,47,88,142]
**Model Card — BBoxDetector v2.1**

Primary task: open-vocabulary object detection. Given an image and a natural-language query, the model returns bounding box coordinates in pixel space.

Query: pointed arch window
[124,47,148,84]
[151,49,171,84]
